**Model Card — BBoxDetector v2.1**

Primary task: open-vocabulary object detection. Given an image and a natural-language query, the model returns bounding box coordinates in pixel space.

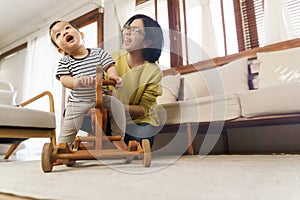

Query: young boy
[49,20,125,147]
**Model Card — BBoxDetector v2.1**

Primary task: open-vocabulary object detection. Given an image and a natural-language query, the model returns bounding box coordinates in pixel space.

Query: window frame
[70,8,104,48]
[0,43,27,60]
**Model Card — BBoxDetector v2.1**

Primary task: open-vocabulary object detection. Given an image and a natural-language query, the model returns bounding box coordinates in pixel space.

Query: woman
[111,14,164,147]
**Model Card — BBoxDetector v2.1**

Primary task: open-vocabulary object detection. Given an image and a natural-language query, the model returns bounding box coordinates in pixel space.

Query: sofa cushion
[182,71,210,100]
[159,93,241,124]
[0,90,17,105]
[218,57,249,94]
[182,57,249,100]
[239,82,300,117]
[157,74,181,104]
[0,105,56,128]
[257,47,300,88]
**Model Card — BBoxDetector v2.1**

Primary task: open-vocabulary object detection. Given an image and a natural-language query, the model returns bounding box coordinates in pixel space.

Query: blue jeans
[124,123,160,147]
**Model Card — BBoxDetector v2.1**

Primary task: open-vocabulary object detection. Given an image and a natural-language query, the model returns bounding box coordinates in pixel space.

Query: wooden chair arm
[19,91,55,113]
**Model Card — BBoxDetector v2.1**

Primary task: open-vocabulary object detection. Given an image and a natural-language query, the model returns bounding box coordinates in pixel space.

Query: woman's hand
[115,77,123,88]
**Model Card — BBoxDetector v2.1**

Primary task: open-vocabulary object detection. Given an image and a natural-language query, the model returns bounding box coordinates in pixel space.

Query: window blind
[286,0,300,37]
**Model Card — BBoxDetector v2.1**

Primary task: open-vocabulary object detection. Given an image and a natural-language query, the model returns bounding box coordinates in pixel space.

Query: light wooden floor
[0,149,38,200]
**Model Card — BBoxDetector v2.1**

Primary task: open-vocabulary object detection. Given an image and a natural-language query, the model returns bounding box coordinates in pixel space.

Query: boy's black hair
[124,14,164,63]
[49,21,79,48]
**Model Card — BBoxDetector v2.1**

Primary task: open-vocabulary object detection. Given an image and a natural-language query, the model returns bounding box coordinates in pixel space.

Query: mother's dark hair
[124,14,164,63]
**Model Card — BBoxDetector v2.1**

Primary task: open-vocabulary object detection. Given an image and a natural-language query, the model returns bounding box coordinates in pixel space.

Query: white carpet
[1,154,300,200]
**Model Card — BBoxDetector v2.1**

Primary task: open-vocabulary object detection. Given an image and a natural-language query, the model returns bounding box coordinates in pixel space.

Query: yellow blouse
[110,50,162,126]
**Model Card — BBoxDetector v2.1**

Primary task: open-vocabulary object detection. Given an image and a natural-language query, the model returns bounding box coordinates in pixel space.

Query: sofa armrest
[19,91,55,113]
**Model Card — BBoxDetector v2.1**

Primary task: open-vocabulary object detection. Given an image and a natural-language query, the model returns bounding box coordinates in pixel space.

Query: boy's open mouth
[66,35,74,42]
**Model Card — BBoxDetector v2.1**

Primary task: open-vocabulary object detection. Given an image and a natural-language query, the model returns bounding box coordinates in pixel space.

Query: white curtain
[103,0,135,53]
[18,30,61,160]
[185,0,219,63]
[199,0,218,58]
[23,31,60,105]
[264,0,296,44]
[113,0,135,28]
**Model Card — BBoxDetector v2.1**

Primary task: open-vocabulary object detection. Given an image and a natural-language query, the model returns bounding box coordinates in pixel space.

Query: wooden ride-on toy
[41,66,151,172]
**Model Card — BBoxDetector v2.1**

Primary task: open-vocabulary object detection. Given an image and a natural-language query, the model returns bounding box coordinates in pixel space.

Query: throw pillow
[257,47,300,88]
[218,57,249,94]
[0,90,17,105]
[183,57,249,100]
[157,74,181,104]
[182,71,210,100]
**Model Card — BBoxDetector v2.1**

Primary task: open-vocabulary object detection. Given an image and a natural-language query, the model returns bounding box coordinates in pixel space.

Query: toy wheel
[142,139,151,167]
[41,143,54,173]
[62,159,76,167]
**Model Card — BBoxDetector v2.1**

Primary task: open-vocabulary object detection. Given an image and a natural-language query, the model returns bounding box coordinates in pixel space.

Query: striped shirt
[56,48,115,103]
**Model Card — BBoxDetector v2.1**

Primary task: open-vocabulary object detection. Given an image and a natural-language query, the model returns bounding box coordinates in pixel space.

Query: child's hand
[77,76,96,87]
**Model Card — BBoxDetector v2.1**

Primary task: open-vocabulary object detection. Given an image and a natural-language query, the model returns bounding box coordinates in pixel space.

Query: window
[135,0,171,69]
[234,0,263,51]
[0,43,27,60]
[136,0,300,68]
[286,0,300,36]
[80,22,98,48]
[210,0,262,54]
[253,0,265,47]
[71,8,104,48]
[233,0,300,51]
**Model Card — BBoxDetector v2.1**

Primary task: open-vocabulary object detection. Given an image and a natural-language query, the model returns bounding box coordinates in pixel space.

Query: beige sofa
[0,82,56,159]
[156,38,300,155]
